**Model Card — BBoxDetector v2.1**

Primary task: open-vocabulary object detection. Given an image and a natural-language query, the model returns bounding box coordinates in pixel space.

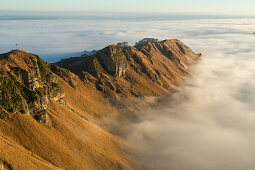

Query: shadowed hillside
[56,39,199,97]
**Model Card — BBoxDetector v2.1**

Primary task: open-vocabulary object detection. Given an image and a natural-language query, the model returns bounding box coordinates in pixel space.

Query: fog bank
[125,19,255,170]
[1,18,254,62]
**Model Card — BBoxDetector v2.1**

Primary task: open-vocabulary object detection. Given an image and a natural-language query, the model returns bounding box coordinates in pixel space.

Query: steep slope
[56,39,199,98]
[0,50,134,170]
[0,50,65,124]
[0,39,200,169]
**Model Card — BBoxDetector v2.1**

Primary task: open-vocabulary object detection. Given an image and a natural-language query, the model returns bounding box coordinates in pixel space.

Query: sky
[1,0,255,16]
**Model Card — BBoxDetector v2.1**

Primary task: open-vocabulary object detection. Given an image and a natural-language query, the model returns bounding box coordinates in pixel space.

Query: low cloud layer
[124,19,255,170]
[1,17,254,62]
[1,17,255,169]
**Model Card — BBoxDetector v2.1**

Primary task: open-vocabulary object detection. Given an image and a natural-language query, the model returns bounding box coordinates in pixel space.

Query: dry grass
[0,40,199,169]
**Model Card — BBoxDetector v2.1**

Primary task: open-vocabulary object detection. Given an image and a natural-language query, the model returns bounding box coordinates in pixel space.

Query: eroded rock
[0,50,65,123]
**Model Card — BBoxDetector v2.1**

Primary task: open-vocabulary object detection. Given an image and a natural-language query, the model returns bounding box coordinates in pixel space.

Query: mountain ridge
[56,39,199,98]
[0,39,200,169]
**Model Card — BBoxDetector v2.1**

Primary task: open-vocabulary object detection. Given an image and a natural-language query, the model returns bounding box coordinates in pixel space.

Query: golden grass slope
[0,39,200,169]
[0,50,134,170]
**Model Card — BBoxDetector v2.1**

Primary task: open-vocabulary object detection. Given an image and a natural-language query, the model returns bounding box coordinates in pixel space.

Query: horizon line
[1,10,255,18]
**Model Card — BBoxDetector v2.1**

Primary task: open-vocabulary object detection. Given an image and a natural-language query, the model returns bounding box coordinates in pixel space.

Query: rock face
[0,159,12,170]
[57,45,128,78]
[134,38,159,48]
[0,50,65,123]
[94,45,128,78]
[50,64,77,89]
[56,39,200,97]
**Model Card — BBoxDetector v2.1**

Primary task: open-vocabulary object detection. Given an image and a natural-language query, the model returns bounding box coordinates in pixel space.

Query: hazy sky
[1,0,255,16]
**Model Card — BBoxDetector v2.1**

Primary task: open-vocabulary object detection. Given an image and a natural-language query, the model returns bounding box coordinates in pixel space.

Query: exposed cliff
[0,50,65,123]
[57,45,128,78]
[0,159,12,170]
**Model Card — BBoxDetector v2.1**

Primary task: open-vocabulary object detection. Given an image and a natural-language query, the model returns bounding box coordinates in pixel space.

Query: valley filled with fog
[1,17,255,169]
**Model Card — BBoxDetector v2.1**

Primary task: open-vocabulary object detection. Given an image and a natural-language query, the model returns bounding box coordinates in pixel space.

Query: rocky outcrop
[0,159,12,170]
[134,38,159,48]
[0,106,10,121]
[56,45,128,79]
[94,45,128,77]
[55,39,200,98]
[0,50,65,123]
[50,64,77,89]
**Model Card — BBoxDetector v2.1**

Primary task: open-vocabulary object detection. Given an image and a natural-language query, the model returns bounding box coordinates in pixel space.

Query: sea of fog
[0,17,254,62]
[1,16,255,169]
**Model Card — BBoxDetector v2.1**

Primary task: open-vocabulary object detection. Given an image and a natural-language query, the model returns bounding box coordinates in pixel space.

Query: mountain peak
[55,39,200,97]
[5,49,30,57]
[94,44,128,77]
[0,50,65,123]
[10,49,26,53]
